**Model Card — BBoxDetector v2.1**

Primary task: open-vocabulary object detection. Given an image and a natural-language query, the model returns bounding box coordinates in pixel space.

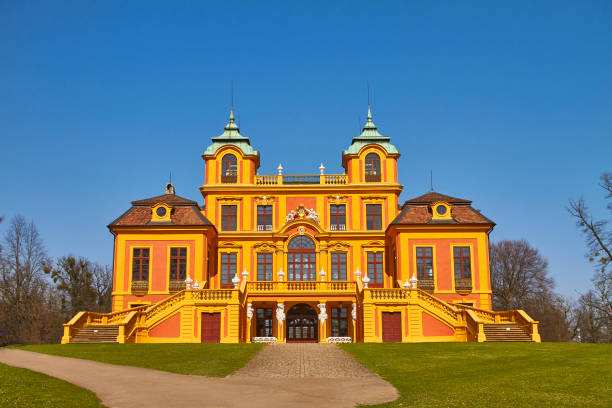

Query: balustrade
[246,281,356,293]
[324,174,347,184]
[369,288,410,300]
[254,174,347,186]
[255,175,279,185]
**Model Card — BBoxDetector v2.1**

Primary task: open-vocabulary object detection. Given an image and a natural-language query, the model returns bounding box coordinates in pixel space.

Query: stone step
[70,325,120,344]
[483,324,532,342]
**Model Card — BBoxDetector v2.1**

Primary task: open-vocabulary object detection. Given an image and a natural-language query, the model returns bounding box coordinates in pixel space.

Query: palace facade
[62,108,540,344]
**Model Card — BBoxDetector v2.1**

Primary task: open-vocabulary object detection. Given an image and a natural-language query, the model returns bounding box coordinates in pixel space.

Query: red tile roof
[131,194,198,206]
[109,193,213,228]
[403,191,472,205]
[390,191,494,227]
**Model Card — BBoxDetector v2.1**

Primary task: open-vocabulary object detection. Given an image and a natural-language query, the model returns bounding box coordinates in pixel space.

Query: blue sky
[1,1,610,298]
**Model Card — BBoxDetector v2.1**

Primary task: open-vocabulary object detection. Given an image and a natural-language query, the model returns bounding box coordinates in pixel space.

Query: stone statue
[276,303,285,323]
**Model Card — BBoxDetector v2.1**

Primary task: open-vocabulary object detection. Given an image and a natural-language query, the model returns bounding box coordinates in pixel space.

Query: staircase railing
[514,309,541,342]
[415,289,460,324]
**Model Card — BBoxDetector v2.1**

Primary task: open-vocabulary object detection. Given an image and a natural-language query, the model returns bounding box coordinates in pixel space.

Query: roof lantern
[203,108,259,156]
[343,106,399,155]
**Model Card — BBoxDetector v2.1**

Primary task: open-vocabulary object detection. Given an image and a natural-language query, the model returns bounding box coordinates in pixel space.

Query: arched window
[287,236,316,281]
[221,154,238,183]
[364,153,381,182]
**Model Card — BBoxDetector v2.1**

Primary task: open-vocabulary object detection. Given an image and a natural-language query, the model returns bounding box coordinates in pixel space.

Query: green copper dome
[203,109,259,156]
[343,107,399,155]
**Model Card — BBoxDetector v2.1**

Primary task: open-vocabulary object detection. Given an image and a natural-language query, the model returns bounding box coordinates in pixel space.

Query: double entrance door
[286,304,318,342]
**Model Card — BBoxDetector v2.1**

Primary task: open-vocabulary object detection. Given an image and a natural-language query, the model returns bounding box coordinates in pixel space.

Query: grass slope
[0,362,106,408]
[341,343,612,408]
[14,343,263,377]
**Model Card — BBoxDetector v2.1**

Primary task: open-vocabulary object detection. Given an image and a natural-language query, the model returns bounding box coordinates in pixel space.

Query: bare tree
[490,239,572,341]
[490,239,554,310]
[568,172,612,275]
[0,216,52,344]
[92,262,112,313]
[568,172,612,342]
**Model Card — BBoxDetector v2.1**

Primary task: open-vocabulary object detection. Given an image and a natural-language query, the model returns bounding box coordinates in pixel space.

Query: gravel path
[0,346,398,408]
[233,343,375,378]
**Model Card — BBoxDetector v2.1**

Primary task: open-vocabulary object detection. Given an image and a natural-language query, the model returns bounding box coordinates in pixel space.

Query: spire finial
[430,170,434,192]
[228,80,235,124]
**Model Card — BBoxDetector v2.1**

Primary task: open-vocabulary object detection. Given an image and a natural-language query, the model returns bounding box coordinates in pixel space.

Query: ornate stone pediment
[285,204,319,225]
[253,242,275,252]
[328,195,348,202]
[328,241,351,251]
[219,241,242,248]
[361,240,385,248]
[360,195,386,201]
[254,195,275,204]
[217,196,243,202]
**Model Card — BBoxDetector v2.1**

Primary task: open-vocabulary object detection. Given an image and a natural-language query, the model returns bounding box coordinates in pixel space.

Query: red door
[201,313,221,343]
[382,312,402,342]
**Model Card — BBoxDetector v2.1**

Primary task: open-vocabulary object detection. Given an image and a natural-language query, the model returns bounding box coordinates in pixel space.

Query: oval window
[436,205,447,215]
[156,207,167,217]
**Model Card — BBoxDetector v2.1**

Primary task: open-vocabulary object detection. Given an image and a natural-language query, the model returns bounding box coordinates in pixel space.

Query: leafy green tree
[45,256,97,317]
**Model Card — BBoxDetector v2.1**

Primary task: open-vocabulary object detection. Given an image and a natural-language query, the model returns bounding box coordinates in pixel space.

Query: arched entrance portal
[286,303,318,342]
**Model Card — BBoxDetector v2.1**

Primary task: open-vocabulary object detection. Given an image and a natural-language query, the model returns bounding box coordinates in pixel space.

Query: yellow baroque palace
[62,108,540,344]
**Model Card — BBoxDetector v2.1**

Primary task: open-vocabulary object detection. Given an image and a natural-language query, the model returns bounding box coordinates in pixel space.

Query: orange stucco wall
[149,312,181,338]
[422,312,454,337]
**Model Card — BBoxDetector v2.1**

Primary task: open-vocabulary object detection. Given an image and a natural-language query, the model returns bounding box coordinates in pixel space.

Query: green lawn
[0,362,106,408]
[340,343,612,408]
[13,343,263,377]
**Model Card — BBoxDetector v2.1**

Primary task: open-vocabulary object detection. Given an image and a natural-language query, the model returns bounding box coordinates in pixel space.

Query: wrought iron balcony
[169,280,186,293]
[455,278,473,292]
[418,279,435,292]
[131,280,149,295]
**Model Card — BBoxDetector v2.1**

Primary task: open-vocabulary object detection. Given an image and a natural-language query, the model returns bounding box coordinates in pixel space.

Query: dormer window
[364,153,381,182]
[431,201,452,220]
[151,203,172,222]
[222,154,238,183]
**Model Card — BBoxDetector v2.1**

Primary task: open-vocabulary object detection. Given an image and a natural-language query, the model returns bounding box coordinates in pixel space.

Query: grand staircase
[69,325,119,343]
[483,324,532,342]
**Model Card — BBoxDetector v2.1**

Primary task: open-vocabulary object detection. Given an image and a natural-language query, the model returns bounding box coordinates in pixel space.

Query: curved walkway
[0,345,398,408]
